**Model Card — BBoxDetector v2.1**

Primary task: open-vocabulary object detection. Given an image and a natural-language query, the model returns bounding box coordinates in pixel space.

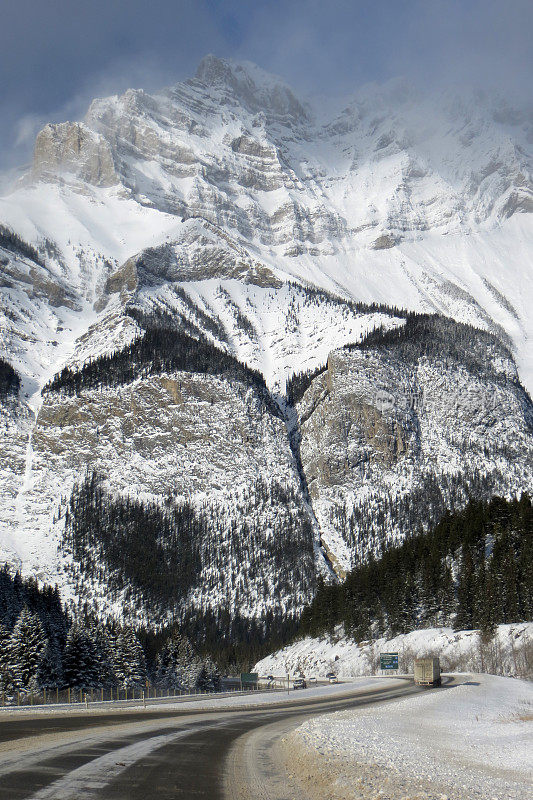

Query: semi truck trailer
[414,657,441,686]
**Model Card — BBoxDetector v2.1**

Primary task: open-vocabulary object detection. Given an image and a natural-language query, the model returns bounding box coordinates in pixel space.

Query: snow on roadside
[286,674,533,800]
[255,623,533,680]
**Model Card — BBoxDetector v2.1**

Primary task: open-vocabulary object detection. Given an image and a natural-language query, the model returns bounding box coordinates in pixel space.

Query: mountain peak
[194,53,235,86]
[193,54,309,121]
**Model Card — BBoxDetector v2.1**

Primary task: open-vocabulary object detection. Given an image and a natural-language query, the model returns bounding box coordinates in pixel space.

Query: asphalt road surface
[0,679,428,799]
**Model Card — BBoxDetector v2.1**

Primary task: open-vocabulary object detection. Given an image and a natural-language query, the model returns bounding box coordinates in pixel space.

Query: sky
[0,0,531,170]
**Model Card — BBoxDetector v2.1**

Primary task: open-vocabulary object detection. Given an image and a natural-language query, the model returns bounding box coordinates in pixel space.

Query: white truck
[414,657,441,686]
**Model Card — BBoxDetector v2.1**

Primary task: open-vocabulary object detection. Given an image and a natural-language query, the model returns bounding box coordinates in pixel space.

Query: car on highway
[326,672,338,683]
[292,678,307,689]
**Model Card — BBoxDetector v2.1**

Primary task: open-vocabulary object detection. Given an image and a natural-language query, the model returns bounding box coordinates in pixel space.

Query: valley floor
[283,674,533,800]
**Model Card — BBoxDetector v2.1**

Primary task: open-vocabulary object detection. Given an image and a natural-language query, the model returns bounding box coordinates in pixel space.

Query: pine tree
[154,635,179,688]
[111,632,127,689]
[37,640,63,689]
[63,622,99,689]
[0,623,13,695]
[9,607,47,694]
[454,545,477,630]
[121,629,147,689]
[91,624,117,687]
[155,632,203,690]
[178,635,203,689]
[200,656,221,691]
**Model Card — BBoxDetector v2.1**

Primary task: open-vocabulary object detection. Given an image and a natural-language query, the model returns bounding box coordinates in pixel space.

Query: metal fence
[0,682,273,709]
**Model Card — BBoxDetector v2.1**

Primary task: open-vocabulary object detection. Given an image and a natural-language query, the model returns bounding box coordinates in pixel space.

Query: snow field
[285,674,533,800]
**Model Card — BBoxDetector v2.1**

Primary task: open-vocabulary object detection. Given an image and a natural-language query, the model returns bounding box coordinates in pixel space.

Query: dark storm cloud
[0,0,531,170]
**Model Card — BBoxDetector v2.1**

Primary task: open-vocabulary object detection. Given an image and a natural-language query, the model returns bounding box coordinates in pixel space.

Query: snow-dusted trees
[9,607,47,694]
[90,624,117,687]
[0,623,12,694]
[37,640,64,689]
[112,629,147,689]
[0,568,231,697]
[46,308,268,398]
[0,358,20,398]
[63,623,99,689]
[199,655,221,691]
[122,628,147,688]
[62,472,201,616]
[63,471,314,654]
[300,494,533,640]
[154,632,207,690]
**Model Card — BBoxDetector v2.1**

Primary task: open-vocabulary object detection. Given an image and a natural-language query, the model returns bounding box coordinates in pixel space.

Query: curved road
[0,679,428,799]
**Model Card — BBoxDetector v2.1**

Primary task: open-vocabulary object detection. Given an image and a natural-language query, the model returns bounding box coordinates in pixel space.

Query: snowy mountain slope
[254,622,533,678]
[1,55,532,393]
[128,277,404,392]
[0,55,532,627]
[295,317,533,573]
[9,369,316,624]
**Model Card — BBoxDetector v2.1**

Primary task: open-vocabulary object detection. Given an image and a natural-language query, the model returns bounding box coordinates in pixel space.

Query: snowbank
[255,623,533,679]
[286,674,533,800]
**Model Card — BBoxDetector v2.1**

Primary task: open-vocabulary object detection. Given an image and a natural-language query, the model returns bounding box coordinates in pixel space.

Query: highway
[0,678,426,799]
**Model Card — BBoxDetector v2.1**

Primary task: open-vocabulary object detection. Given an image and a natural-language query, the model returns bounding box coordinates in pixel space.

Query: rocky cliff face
[296,318,533,573]
[32,123,119,188]
[17,368,315,623]
[3,308,531,628]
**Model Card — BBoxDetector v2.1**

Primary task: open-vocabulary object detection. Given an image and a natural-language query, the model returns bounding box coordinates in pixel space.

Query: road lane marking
[26,725,205,800]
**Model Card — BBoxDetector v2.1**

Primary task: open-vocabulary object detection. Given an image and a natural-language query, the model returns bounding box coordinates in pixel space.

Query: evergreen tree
[111,632,127,689]
[0,623,13,695]
[9,607,47,694]
[154,634,180,688]
[179,636,204,689]
[154,632,204,690]
[121,629,147,689]
[37,640,63,689]
[63,622,99,689]
[199,656,221,691]
[91,624,117,687]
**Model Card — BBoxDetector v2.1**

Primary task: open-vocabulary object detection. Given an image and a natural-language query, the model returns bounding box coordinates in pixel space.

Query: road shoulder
[281,674,532,800]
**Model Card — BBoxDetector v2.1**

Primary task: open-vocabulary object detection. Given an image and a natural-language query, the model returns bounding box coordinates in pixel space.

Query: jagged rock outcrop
[32,123,119,187]
[106,220,283,291]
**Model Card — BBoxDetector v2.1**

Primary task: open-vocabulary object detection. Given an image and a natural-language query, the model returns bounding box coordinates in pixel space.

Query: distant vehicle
[326,672,338,683]
[293,678,307,689]
[414,657,441,687]
[266,675,274,682]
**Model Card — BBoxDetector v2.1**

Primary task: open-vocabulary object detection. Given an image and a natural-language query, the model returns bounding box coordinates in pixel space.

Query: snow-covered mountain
[0,55,532,627]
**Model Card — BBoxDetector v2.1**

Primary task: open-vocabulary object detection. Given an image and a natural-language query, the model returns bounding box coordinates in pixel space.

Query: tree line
[0,566,220,698]
[0,359,20,398]
[300,494,532,641]
[43,308,272,408]
[0,224,44,266]
[351,313,516,383]
[285,312,522,407]
[62,472,316,639]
